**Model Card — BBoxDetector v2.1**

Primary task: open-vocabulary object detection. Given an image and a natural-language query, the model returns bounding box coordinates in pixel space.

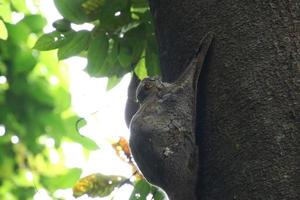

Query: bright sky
[34,1,134,199]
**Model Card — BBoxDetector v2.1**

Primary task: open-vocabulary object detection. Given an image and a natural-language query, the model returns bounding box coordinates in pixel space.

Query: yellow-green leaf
[73,173,126,198]
[134,57,147,80]
[106,76,121,90]
[0,20,8,40]
[11,0,29,13]
[0,3,12,22]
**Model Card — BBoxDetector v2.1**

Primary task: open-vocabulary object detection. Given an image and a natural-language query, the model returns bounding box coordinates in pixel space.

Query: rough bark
[148,0,300,199]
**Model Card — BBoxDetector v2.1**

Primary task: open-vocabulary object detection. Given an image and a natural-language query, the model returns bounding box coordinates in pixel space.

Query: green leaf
[53,19,71,33]
[53,0,89,24]
[151,186,168,200]
[86,32,109,76]
[0,157,14,179]
[106,76,121,90]
[134,9,152,23]
[131,0,148,8]
[118,45,133,68]
[129,180,151,200]
[64,116,99,150]
[81,0,105,21]
[117,24,146,71]
[11,0,29,13]
[34,31,73,51]
[27,77,54,106]
[41,168,82,191]
[123,24,146,60]
[66,133,99,151]
[0,3,12,22]
[5,22,31,44]
[106,39,118,66]
[20,14,47,33]
[79,137,99,151]
[53,86,72,111]
[58,30,91,60]
[0,20,8,40]
[11,187,35,200]
[13,49,37,74]
[145,36,160,76]
[145,49,160,76]
[76,118,87,130]
[99,0,131,31]
[73,173,126,198]
[134,57,147,80]
[37,113,66,142]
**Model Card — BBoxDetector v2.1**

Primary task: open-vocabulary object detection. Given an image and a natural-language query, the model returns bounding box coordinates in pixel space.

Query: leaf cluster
[74,175,167,200]
[0,1,98,199]
[71,137,168,200]
[34,0,160,88]
[0,0,167,199]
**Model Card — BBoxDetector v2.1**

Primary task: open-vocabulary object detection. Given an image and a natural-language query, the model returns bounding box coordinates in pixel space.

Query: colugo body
[129,32,214,200]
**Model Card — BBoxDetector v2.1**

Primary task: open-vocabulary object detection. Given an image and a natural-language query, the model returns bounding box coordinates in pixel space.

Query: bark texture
[148,0,300,199]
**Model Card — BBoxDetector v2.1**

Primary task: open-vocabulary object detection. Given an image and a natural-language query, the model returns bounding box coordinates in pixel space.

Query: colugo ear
[175,32,214,91]
[125,73,140,127]
[136,77,157,103]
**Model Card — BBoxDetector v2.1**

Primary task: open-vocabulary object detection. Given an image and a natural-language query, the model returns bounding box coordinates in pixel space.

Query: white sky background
[34,1,134,199]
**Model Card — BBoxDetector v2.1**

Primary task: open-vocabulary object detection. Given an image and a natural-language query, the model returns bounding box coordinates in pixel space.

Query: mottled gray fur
[129,32,214,200]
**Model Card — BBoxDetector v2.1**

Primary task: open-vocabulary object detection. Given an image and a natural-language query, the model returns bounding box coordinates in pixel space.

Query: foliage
[73,176,167,200]
[0,0,166,199]
[73,173,127,198]
[73,137,167,199]
[35,0,160,86]
[41,0,165,199]
[129,180,167,200]
[0,0,98,199]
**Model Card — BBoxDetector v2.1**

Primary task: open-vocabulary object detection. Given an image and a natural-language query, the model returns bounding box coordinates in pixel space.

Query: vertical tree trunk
[148,0,300,199]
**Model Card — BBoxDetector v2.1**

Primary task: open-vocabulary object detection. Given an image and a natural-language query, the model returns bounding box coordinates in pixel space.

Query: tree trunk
[148,0,300,199]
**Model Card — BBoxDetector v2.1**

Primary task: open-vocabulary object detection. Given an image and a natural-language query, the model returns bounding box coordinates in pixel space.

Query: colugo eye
[135,78,160,103]
[136,79,154,103]
[144,82,153,90]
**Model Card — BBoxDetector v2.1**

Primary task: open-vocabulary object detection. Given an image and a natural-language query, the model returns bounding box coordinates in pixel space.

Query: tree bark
[148,0,300,199]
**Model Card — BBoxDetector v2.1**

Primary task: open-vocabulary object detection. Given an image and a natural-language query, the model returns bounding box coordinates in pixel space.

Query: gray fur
[129,32,214,200]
